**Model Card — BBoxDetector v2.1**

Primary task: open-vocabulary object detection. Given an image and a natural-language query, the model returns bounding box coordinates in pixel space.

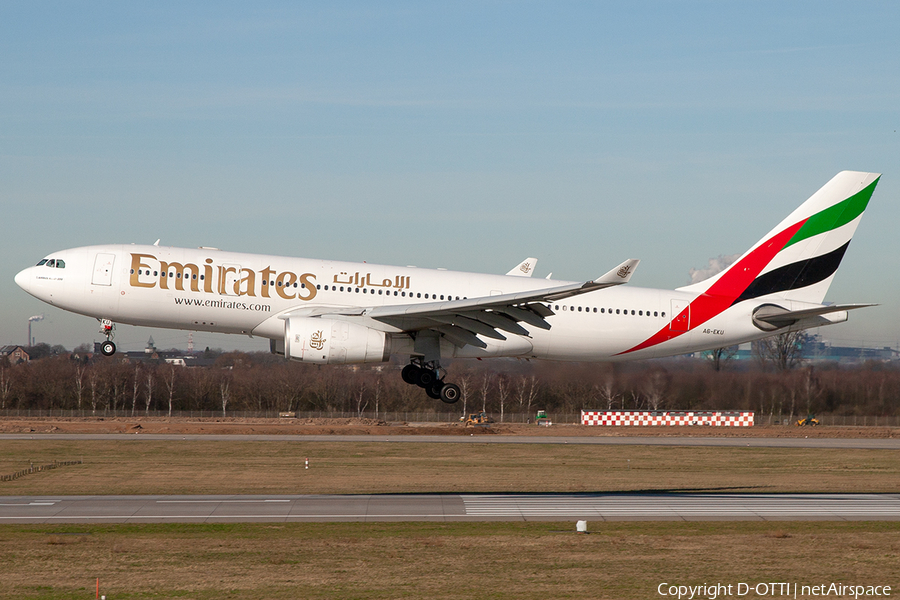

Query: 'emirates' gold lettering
[130,253,318,302]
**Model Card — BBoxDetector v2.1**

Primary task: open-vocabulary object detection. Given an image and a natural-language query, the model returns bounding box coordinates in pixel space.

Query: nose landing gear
[99,319,117,356]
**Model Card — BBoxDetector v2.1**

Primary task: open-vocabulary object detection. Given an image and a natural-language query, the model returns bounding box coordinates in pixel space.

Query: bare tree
[706,345,738,372]
[371,374,382,419]
[643,369,670,411]
[0,366,11,409]
[754,331,806,371]
[164,365,177,417]
[73,362,85,410]
[355,381,368,417]
[480,372,493,413]
[88,366,101,415]
[496,375,509,422]
[131,365,140,416]
[144,369,154,414]
[458,374,470,417]
[219,372,231,417]
[597,373,618,410]
[515,375,539,417]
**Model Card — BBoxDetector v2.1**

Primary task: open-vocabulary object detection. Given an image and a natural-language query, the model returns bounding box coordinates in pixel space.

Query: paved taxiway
[3,433,899,449]
[1,493,899,523]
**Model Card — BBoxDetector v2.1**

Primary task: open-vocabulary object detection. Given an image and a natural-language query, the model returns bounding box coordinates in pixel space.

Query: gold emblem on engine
[309,330,326,350]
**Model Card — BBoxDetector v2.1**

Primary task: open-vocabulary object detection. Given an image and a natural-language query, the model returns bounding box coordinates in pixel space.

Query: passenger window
[593,308,597,313]
[616,309,620,314]
[577,307,582,312]
[661,312,666,317]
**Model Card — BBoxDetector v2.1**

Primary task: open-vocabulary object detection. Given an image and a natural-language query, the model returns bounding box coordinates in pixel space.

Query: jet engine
[284,316,390,364]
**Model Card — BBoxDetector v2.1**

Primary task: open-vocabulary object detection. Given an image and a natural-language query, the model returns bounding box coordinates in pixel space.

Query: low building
[0,345,30,364]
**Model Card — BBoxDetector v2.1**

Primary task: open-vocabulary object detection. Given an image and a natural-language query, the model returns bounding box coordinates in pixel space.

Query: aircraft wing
[346,258,641,348]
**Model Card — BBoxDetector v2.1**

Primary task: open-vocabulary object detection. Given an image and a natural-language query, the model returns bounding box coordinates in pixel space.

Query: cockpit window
[36,258,66,268]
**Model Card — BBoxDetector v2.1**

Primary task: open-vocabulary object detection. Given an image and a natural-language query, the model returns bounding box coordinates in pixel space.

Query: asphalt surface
[3,433,900,449]
[1,493,899,523]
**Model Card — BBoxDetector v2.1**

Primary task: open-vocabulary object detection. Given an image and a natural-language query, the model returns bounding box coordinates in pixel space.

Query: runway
[2,493,899,523]
[3,433,899,449]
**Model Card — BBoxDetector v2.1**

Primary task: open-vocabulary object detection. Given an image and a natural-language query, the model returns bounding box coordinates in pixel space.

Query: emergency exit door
[92,253,115,286]
[669,299,690,332]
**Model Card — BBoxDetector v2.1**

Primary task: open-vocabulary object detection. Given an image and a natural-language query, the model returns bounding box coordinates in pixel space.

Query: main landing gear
[99,319,117,356]
[401,359,461,404]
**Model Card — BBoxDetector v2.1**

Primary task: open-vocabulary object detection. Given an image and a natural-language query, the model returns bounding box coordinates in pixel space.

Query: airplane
[15,171,880,404]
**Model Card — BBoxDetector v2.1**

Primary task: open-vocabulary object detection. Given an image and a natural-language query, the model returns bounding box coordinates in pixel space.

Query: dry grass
[1,440,899,598]
[1,439,899,495]
[0,521,897,599]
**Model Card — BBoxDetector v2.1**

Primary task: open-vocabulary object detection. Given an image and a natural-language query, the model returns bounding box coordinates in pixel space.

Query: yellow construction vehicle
[461,411,493,427]
[795,414,820,426]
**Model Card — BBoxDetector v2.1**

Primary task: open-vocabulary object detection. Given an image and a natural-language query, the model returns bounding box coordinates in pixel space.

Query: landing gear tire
[401,364,421,385]
[100,341,116,357]
[439,383,461,404]
[416,369,437,388]
[425,381,444,400]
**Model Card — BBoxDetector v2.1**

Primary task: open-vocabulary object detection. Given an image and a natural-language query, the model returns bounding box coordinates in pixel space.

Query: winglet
[506,257,538,277]
[594,259,639,285]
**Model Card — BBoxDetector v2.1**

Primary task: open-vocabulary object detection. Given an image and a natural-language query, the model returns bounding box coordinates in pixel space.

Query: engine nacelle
[285,317,390,365]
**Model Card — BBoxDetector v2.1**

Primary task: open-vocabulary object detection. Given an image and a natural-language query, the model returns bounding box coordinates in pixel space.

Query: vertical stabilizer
[678,171,880,304]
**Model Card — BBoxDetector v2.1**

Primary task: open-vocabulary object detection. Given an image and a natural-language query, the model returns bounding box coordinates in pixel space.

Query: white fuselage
[14,243,795,361]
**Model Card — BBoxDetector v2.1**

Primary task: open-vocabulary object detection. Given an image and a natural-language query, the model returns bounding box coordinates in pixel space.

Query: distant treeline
[2,346,898,420]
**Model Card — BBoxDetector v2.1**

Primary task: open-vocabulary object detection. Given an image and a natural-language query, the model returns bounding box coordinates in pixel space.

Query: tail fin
[678,171,880,304]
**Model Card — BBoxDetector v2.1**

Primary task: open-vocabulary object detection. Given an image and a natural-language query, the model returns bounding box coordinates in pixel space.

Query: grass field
[1,439,899,599]
[1,439,899,495]
[1,521,898,599]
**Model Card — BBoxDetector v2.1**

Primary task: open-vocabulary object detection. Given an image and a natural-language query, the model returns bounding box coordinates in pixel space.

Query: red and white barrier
[581,410,754,427]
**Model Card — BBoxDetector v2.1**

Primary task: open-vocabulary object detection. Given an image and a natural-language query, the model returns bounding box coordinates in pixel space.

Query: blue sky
[2,1,898,352]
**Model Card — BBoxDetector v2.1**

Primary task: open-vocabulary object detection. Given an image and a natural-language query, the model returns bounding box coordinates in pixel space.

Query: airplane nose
[14,267,33,293]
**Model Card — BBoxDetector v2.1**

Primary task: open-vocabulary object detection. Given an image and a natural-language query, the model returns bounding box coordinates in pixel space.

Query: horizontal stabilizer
[753,303,876,331]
